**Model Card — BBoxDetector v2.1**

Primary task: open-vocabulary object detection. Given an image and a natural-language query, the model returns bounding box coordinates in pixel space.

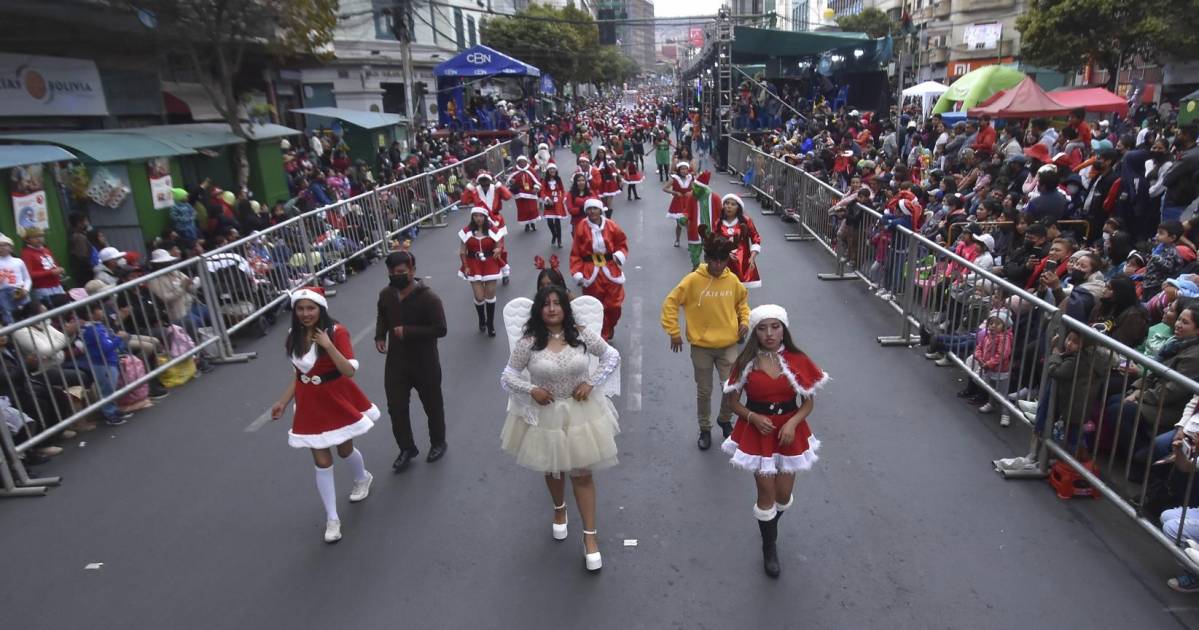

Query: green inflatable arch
[932,65,1027,115]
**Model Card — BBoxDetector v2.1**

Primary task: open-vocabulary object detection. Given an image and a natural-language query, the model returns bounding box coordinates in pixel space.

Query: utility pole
[390,0,416,126]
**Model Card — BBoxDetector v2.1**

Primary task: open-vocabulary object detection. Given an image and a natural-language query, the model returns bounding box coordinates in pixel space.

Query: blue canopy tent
[434,45,541,129]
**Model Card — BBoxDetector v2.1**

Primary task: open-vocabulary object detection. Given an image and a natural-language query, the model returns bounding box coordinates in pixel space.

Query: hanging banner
[689,27,705,48]
[147,157,173,209]
[0,53,109,117]
[10,164,49,238]
[540,74,556,95]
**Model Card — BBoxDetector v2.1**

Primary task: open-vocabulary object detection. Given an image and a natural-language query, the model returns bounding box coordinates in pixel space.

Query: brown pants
[690,344,738,431]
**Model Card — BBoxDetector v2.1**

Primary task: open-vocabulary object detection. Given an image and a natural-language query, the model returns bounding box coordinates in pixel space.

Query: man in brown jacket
[375,251,448,472]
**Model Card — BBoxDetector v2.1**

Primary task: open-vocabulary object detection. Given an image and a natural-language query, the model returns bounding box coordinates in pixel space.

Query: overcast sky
[654,0,724,18]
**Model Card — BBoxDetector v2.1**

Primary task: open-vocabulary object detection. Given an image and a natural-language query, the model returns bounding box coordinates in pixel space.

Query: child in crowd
[1143,221,1189,299]
[969,310,1014,426]
[78,302,133,426]
[1141,298,1185,358]
[1148,276,1199,324]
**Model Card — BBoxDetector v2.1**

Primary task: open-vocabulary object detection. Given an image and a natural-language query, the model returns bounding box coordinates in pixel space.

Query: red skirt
[290,377,379,449]
[721,412,819,475]
[515,197,541,224]
[460,254,504,282]
[667,194,692,220]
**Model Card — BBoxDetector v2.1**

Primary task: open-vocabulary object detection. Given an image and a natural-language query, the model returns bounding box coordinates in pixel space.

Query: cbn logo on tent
[465,52,491,65]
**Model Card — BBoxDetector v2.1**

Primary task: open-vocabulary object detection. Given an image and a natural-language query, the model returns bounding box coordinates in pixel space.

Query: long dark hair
[285,299,337,359]
[524,285,583,351]
[569,173,591,197]
[536,268,567,292]
[466,211,491,235]
[730,321,802,385]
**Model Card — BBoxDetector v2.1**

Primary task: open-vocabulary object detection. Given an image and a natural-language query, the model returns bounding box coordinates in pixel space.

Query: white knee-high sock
[345,448,368,482]
[315,466,338,521]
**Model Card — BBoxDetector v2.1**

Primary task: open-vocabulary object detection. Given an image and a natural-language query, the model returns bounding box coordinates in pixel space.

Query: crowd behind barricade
[730,97,1199,591]
[1,125,518,476]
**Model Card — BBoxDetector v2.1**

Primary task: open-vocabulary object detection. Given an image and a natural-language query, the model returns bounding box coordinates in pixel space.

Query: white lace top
[501,327,620,399]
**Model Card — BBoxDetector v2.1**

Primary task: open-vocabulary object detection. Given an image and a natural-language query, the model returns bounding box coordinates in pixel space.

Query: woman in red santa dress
[458,207,506,336]
[461,170,513,285]
[714,193,763,289]
[570,198,628,341]
[595,147,622,216]
[509,155,543,232]
[565,171,593,233]
[270,286,380,544]
[662,161,696,248]
[539,162,568,249]
[721,304,828,578]
[575,154,601,195]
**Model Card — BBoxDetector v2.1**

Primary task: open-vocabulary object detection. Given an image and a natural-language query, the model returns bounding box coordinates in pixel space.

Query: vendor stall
[1049,87,1130,117]
[291,107,408,165]
[434,45,541,131]
[902,80,949,119]
[968,78,1071,119]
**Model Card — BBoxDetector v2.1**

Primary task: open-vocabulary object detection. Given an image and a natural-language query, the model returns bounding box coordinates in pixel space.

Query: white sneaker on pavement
[349,472,373,503]
[978,402,995,413]
[935,356,952,367]
[924,351,942,360]
[999,414,1011,427]
[324,519,342,543]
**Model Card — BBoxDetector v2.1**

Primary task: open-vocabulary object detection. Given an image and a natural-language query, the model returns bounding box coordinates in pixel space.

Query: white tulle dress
[500,327,621,475]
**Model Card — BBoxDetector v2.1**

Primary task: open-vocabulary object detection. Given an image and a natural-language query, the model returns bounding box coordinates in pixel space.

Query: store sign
[0,52,109,116]
[148,157,173,210]
[963,23,1002,50]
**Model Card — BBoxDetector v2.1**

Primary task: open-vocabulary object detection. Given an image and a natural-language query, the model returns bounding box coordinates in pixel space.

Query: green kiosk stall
[292,107,409,165]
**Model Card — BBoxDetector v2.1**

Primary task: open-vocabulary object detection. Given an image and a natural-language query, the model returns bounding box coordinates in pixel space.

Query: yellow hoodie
[660,263,750,348]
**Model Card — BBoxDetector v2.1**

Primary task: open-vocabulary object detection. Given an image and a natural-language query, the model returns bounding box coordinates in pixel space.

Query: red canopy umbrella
[1049,87,1129,116]
[967,77,1072,119]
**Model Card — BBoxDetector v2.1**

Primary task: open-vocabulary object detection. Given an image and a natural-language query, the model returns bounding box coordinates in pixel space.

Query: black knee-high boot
[475,302,486,332]
[485,301,496,337]
[758,515,781,578]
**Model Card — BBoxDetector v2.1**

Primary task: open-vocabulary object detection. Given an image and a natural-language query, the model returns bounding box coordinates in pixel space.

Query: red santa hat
[515,155,529,163]
[577,155,591,164]
[476,170,493,182]
[748,304,789,331]
[545,161,558,172]
[290,286,328,310]
[721,193,745,211]
[583,198,605,213]
[470,206,491,217]
[697,171,712,185]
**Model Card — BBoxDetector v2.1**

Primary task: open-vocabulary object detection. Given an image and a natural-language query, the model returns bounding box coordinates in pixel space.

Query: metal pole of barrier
[195,256,254,363]
[877,229,921,346]
[0,416,59,497]
[784,170,814,242]
[1001,310,1060,480]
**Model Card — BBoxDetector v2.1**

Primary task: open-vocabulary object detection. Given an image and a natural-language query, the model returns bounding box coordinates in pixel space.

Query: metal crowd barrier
[726,137,1199,575]
[0,139,515,497]
[946,220,1092,245]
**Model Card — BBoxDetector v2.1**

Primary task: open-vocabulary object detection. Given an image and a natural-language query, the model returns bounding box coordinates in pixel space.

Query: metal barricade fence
[725,138,1199,574]
[0,140,513,497]
[947,220,1092,246]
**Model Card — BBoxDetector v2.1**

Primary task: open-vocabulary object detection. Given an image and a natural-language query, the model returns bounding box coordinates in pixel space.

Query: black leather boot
[475,303,486,333]
[758,515,781,578]
[485,301,496,337]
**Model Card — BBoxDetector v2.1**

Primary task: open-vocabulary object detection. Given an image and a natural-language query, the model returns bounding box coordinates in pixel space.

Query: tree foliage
[1017,0,1199,88]
[130,0,338,184]
[836,8,893,39]
[480,3,635,90]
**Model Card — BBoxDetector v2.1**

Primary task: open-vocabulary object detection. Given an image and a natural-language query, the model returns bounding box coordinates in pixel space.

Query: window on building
[468,16,477,47]
[374,1,397,40]
[455,8,465,50]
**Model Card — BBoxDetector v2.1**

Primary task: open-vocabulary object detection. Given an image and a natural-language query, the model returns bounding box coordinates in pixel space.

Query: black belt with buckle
[297,370,342,386]
[745,399,798,415]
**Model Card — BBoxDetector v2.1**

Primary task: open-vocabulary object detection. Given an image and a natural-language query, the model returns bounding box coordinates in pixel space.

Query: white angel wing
[503,297,534,355]
[572,295,621,398]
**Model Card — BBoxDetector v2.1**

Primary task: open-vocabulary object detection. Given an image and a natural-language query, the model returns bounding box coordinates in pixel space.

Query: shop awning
[161,81,225,122]
[291,107,407,130]
[0,145,77,169]
[123,123,299,150]
[1049,87,1129,116]
[0,130,194,162]
[434,45,540,78]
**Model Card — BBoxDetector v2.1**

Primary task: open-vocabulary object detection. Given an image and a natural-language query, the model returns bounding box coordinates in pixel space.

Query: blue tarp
[433,45,540,78]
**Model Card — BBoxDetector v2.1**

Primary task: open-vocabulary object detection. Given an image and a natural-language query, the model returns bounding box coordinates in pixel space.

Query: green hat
[172,187,188,202]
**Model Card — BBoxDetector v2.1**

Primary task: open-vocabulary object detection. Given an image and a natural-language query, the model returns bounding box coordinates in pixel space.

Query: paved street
[2,147,1196,630]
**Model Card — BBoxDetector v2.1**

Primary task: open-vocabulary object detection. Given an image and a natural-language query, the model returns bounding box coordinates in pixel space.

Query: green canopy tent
[932,65,1027,115]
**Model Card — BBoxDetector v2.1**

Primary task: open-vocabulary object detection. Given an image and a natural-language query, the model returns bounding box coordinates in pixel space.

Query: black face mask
[390,274,411,290]
[1068,269,1088,285]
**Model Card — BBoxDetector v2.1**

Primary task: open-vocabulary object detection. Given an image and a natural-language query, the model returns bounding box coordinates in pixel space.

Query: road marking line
[627,296,643,412]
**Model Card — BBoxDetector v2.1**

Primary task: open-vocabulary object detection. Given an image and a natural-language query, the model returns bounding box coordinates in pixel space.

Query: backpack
[165,324,196,358]
[117,355,150,409]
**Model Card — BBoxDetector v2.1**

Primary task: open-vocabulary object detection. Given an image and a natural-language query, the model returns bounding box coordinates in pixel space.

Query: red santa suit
[458,209,505,282]
[570,203,628,340]
[565,189,591,229]
[666,169,695,220]
[686,171,718,246]
[509,161,543,225]
[460,174,512,276]
[624,158,643,185]
[576,158,602,193]
[716,194,763,289]
[721,344,827,475]
[598,159,621,198]
[540,171,568,219]
[286,288,379,449]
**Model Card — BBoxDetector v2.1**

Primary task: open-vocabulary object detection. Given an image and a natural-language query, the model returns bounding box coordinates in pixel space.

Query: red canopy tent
[1049,87,1129,116]
[967,77,1071,118]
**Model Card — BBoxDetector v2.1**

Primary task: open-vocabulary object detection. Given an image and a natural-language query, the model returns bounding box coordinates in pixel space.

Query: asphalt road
[2,146,1197,630]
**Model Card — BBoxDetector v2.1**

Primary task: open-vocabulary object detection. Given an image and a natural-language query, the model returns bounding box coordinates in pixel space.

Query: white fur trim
[459,270,504,282]
[721,434,821,476]
[470,206,491,216]
[723,353,831,398]
[749,304,789,331]
[776,495,794,511]
[583,198,605,212]
[742,280,762,289]
[722,193,745,211]
[613,251,626,266]
[750,243,762,253]
[671,173,693,188]
[347,358,359,370]
[572,272,585,283]
[290,288,328,310]
[753,503,778,521]
[287,405,379,449]
[600,266,625,284]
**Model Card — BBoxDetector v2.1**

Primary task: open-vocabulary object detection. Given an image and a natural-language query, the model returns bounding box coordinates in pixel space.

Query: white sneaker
[349,472,373,503]
[924,351,942,360]
[978,402,995,414]
[1017,400,1038,414]
[1007,387,1029,401]
[999,414,1011,427]
[935,356,952,367]
[324,519,342,543]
